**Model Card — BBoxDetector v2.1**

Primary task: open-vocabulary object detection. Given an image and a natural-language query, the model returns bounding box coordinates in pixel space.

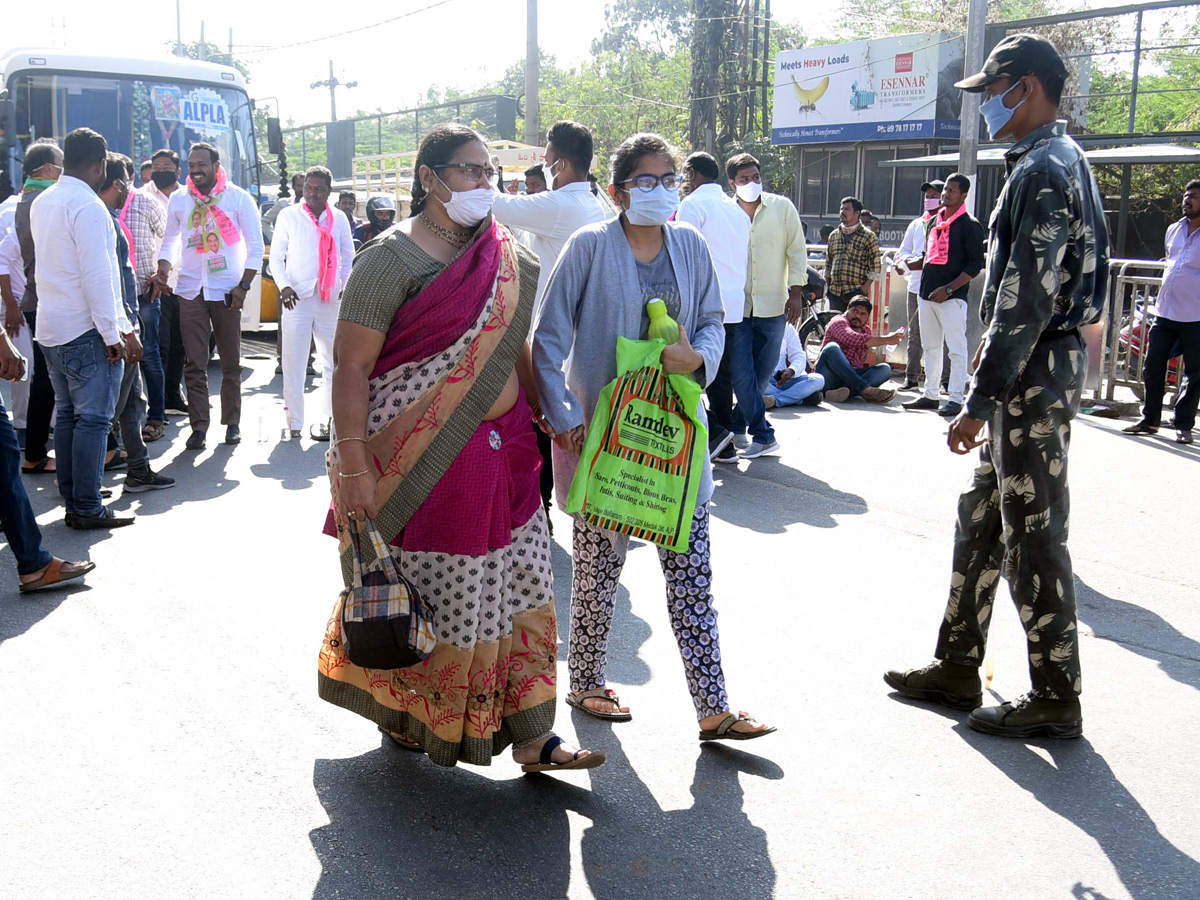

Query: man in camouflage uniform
[885,34,1110,739]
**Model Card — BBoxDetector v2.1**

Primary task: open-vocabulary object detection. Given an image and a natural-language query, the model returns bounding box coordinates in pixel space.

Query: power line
[241,0,459,53]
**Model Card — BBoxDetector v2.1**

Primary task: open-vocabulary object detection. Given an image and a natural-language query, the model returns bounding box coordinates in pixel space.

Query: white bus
[0,49,269,328]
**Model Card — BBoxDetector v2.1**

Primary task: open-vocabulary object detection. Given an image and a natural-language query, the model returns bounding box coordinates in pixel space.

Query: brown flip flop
[567,688,632,722]
[18,559,95,594]
[699,711,778,742]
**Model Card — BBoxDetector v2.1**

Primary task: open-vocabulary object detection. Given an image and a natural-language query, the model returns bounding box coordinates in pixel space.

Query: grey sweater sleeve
[532,230,590,434]
[684,229,727,388]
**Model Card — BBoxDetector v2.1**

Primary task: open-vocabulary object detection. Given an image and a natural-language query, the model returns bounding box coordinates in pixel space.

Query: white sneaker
[739,440,780,460]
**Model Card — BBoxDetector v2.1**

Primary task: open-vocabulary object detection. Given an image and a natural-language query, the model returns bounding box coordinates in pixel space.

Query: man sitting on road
[763,323,830,409]
[814,296,903,404]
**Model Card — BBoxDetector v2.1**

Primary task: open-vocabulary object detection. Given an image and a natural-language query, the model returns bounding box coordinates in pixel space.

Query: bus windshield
[10,71,257,193]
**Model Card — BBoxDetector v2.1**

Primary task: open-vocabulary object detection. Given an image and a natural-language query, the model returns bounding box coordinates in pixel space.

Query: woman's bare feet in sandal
[378,727,421,750]
[584,695,630,716]
[699,710,772,737]
[512,734,596,766]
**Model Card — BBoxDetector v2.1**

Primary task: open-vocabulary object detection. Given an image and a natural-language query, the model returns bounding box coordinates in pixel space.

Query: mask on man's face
[151,170,178,189]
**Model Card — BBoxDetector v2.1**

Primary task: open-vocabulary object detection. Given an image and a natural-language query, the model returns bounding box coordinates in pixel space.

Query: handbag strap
[348,517,402,587]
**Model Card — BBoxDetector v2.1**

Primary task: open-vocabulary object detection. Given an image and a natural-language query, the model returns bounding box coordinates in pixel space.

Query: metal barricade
[1098,259,1169,401]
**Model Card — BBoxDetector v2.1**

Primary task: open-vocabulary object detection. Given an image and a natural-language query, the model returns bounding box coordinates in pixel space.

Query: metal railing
[1098,258,1172,401]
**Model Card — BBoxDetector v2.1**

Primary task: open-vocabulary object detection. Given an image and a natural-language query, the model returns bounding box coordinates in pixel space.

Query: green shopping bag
[565,337,707,552]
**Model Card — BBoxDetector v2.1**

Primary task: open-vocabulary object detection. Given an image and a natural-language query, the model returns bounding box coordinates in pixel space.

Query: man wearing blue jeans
[814,297,903,403]
[721,152,809,460]
[0,333,94,591]
[29,127,136,529]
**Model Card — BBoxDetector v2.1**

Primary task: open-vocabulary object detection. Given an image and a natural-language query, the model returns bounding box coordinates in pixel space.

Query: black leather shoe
[900,380,920,390]
[67,509,136,530]
[968,692,1082,739]
[938,401,963,417]
[884,660,982,711]
[185,430,206,451]
[225,425,242,445]
[902,396,940,411]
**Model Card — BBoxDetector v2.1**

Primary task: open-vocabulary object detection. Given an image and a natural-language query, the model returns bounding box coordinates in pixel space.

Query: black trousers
[536,423,554,512]
[158,292,187,407]
[22,310,55,464]
[827,289,860,313]
[1141,317,1200,433]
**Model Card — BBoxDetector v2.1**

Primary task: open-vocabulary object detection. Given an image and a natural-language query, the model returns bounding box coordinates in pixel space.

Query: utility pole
[311,61,357,123]
[525,0,540,145]
[175,0,183,57]
[1115,9,1144,257]
[958,0,987,217]
[199,21,206,60]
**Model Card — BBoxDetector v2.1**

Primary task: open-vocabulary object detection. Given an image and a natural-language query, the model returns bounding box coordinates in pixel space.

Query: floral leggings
[569,504,729,718]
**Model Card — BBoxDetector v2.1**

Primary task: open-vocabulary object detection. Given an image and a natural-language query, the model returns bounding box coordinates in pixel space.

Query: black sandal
[520,735,606,773]
[1122,420,1159,435]
[21,457,55,474]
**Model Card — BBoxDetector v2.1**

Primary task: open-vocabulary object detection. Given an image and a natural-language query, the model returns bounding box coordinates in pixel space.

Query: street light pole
[525,0,539,145]
[958,0,988,218]
[310,61,357,123]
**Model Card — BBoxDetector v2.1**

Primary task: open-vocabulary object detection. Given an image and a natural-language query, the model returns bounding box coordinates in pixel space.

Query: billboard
[772,32,965,145]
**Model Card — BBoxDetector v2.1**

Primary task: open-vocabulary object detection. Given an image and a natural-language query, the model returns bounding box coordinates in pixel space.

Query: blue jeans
[41,330,123,517]
[729,314,788,444]
[766,372,826,407]
[139,295,165,422]
[815,344,892,397]
[0,395,52,576]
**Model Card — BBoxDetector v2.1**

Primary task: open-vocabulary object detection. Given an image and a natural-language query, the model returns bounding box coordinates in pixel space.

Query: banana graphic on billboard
[792,74,830,111]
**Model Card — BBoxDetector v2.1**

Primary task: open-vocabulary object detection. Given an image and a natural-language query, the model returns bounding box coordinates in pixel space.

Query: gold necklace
[418,213,471,247]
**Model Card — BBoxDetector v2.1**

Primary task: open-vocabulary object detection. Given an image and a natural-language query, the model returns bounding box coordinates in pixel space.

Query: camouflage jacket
[965,120,1110,421]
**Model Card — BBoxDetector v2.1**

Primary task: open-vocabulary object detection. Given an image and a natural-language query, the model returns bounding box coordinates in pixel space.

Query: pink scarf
[186,165,242,254]
[304,202,337,302]
[118,190,136,272]
[926,204,966,266]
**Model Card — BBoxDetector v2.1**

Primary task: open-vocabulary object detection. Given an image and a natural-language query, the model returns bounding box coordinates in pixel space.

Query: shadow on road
[1078,417,1200,463]
[710,461,868,533]
[955,728,1200,900]
[308,725,781,900]
[1076,577,1200,693]
[250,438,327,491]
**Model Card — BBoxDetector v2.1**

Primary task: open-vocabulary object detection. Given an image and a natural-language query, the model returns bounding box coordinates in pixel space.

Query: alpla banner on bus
[771,32,965,145]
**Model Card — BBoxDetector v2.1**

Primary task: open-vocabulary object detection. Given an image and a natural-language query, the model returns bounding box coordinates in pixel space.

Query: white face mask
[625,184,678,227]
[544,158,564,191]
[435,173,495,227]
[841,221,860,232]
[736,181,763,203]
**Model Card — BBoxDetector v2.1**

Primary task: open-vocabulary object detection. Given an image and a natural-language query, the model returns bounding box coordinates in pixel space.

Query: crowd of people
[1,33,1192,773]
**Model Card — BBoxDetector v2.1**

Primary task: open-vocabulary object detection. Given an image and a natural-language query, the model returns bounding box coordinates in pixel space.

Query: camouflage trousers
[935,330,1086,699]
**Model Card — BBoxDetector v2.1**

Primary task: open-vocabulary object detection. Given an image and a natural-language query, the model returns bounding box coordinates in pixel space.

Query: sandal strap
[539,735,565,766]
[716,712,757,735]
[573,688,621,705]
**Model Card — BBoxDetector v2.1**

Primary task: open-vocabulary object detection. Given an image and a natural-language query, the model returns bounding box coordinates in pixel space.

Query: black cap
[921,179,946,193]
[955,33,1067,93]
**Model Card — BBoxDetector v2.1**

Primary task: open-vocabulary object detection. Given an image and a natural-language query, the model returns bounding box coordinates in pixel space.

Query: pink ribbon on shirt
[925,204,966,266]
[118,190,136,272]
[303,202,337,302]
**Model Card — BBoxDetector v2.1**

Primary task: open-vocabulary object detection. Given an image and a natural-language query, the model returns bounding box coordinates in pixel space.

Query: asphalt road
[2,354,1198,900]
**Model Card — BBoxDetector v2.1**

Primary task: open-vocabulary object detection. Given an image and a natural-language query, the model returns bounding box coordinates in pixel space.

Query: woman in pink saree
[318,125,603,774]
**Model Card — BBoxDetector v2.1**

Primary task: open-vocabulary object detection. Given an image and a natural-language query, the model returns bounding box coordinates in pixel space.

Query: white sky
[18,0,1165,127]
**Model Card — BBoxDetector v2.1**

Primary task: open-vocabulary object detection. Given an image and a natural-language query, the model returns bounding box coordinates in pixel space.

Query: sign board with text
[772,32,964,145]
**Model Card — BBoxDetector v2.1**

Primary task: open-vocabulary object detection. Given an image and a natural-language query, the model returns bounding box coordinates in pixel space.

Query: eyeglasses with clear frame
[618,173,684,193]
[434,163,500,187]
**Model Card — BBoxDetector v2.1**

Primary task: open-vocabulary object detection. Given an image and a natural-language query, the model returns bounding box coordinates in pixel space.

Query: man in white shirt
[676,151,751,461]
[492,120,607,316]
[762,323,832,409]
[155,141,265,450]
[269,166,353,441]
[492,120,607,521]
[895,180,944,390]
[0,226,34,432]
[143,148,189,416]
[30,127,135,528]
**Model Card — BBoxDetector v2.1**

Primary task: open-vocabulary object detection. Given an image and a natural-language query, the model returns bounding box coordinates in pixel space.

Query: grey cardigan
[532,216,726,511]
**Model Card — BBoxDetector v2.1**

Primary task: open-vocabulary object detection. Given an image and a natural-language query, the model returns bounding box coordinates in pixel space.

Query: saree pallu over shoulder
[324,220,532,577]
[320,220,555,768]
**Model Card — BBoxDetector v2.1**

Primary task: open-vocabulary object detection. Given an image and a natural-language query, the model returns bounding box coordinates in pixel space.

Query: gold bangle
[336,436,367,446]
[339,469,370,478]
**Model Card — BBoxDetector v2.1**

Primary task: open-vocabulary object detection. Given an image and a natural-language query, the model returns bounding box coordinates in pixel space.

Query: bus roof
[0,48,248,92]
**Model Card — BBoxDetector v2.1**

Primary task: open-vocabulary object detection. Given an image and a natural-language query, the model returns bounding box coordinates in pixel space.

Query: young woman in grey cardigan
[532,132,775,742]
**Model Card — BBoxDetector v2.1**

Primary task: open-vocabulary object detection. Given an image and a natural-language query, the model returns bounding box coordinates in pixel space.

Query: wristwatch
[238,279,253,292]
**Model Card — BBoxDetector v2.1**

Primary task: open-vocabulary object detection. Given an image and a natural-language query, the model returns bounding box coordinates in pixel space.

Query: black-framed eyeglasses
[619,173,683,193]
[435,163,499,186]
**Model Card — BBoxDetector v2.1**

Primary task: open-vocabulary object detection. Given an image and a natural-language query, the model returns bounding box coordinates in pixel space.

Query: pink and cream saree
[318,221,556,767]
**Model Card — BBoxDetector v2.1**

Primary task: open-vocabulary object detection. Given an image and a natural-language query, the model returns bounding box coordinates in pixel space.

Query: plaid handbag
[341,518,438,669]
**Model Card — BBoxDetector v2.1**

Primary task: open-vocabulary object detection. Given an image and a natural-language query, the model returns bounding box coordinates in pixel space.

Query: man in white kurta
[268,167,353,440]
